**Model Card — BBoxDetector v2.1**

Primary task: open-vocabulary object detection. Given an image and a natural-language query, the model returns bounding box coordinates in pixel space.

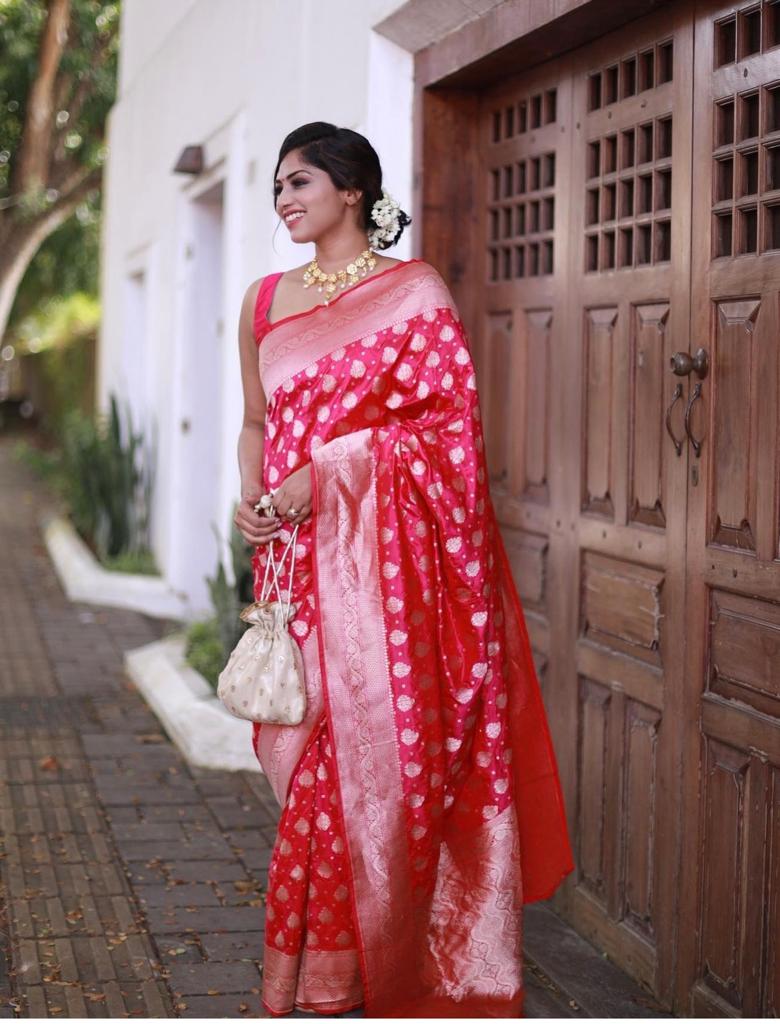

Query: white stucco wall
[99,0,413,616]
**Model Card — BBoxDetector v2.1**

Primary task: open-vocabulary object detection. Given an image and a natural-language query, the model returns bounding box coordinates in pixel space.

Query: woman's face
[274,149,362,243]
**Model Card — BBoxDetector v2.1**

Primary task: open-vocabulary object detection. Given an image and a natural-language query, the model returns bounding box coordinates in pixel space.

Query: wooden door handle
[665,381,684,457]
[684,381,704,457]
[669,347,709,379]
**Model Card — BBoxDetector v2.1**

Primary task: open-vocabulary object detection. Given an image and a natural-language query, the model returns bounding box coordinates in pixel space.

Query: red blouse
[252,271,284,347]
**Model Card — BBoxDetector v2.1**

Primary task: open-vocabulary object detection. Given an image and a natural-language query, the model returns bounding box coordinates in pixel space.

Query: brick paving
[0,437,281,1019]
[0,433,671,1019]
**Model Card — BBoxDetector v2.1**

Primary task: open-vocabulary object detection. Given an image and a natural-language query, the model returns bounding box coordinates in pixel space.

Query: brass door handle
[684,381,704,457]
[665,381,684,456]
[670,347,709,379]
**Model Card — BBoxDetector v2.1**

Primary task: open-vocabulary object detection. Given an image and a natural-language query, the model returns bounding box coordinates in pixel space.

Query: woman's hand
[270,463,313,526]
[234,487,280,547]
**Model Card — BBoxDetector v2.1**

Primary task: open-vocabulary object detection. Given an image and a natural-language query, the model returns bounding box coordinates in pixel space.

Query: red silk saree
[251,258,574,1017]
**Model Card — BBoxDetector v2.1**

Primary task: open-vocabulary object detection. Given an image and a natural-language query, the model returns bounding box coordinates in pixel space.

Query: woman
[234,122,574,1018]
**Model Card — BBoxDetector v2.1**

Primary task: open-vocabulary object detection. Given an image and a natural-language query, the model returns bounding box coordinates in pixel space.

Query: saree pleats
[252,260,574,1017]
[260,715,364,1016]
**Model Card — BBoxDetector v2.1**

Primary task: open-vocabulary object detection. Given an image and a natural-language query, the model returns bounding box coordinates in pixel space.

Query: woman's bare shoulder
[241,277,264,320]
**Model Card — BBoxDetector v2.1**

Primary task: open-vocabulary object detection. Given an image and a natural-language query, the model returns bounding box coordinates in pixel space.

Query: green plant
[1,1,119,343]
[185,507,257,690]
[12,437,62,483]
[11,293,100,436]
[206,558,246,662]
[183,618,224,687]
[101,549,158,575]
[58,391,155,561]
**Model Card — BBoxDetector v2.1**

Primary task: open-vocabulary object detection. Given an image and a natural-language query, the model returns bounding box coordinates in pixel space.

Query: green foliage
[102,548,158,575]
[58,391,156,561]
[12,205,101,323]
[185,508,257,690]
[12,291,99,356]
[0,0,119,331]
[184,618,224,688]
[0,0,119,195]
[11,437,62,483]
[10,292,99,432]
[206,557,245,662]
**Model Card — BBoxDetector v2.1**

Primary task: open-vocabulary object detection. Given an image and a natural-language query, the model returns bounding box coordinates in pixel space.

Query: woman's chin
[290,229,312,244]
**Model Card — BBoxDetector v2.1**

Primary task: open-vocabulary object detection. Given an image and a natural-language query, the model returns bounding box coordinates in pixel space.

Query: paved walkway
[0,433,670,1019]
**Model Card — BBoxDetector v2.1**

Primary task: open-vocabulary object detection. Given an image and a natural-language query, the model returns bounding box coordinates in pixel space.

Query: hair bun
[368,189,412,251]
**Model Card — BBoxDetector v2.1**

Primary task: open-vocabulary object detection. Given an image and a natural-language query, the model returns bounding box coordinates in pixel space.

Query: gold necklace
[302,248,377,304]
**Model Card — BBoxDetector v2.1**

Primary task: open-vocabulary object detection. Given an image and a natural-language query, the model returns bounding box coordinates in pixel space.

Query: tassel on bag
[217,493,306,725]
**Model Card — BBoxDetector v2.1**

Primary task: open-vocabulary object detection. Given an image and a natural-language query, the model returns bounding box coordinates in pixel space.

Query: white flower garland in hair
[368,188,402,247]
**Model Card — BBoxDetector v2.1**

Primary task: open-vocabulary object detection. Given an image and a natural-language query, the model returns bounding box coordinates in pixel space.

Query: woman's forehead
[276,153,316,180]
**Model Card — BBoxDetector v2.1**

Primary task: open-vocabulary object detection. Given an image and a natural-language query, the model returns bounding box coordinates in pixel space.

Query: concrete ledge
[42,513,193,621]
[124,631,261,774]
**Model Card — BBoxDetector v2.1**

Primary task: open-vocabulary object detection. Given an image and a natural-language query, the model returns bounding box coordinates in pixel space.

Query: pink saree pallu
[250,258,574,1018]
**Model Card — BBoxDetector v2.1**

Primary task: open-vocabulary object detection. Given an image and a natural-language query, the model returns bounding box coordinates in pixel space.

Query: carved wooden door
[677,2,780,1015]
[442,0,779,1013]
[472,0,695,1007]
[556,5,694,1009]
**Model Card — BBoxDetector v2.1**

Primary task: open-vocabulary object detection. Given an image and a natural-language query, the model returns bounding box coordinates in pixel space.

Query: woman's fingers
[275,500,312,527]
[234,507,280,545]
[233,490,312,545]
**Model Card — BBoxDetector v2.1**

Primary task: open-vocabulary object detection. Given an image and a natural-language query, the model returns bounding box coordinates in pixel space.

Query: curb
[41,513,194,621]
[124,632,261,774]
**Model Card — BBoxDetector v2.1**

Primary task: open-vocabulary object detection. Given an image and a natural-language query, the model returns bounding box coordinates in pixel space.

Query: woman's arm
[234,280,280,546]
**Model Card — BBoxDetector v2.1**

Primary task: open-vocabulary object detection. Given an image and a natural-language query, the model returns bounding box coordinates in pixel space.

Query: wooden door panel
[683,1,780,1015]
[467,3,694,1007]
[708,297,762,550]
[563,6,694,1002]
[630,304,671,528]
[474,68,576,722]
[582,308,617,518]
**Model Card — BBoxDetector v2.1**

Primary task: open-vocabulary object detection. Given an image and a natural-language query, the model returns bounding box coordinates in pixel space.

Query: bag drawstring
[259,522,299,621]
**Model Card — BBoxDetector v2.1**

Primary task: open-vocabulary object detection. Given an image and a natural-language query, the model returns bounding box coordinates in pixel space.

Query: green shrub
[185,509,257,690]
[101,549,158,575]
[58,391,156,562]
[11,293,99,438]
[12,438,62,485]
[184,618,224,687]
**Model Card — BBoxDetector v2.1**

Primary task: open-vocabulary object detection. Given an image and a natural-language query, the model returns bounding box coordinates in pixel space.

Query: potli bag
[217,493,306,725]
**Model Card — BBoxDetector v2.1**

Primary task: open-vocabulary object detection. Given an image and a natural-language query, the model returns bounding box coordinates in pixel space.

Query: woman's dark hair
[272,122,412,251]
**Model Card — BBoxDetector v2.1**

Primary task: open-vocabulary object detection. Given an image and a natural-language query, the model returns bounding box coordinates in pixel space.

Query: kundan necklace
[302,247,377,304]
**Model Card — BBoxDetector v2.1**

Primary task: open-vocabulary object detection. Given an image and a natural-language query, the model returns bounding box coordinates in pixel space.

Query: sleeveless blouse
[253,271,284,347]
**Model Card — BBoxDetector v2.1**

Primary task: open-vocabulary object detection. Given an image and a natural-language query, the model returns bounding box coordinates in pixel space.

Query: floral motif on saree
[250,258,574,1018]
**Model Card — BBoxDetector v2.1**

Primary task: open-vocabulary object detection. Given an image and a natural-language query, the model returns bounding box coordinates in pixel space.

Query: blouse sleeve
[252,273,282,347]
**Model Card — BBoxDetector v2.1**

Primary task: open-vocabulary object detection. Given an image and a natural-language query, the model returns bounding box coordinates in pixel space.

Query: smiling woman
[233,122,574,1019]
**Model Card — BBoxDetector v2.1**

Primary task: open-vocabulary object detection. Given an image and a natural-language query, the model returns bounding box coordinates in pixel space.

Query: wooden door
[678,2,780,1015]
[423,0,779,1013]
[470,3,695,1008]
[560,6,695,1007]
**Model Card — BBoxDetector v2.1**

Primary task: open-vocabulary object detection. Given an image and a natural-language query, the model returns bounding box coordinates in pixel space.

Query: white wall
[99,0,413,616]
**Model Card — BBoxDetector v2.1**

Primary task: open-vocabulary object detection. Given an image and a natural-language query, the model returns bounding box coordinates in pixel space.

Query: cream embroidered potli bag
[217,496,306,725]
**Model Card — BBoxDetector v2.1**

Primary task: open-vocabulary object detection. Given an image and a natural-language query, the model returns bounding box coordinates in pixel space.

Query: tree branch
[52,18,118,165]
[12,0,72,196]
